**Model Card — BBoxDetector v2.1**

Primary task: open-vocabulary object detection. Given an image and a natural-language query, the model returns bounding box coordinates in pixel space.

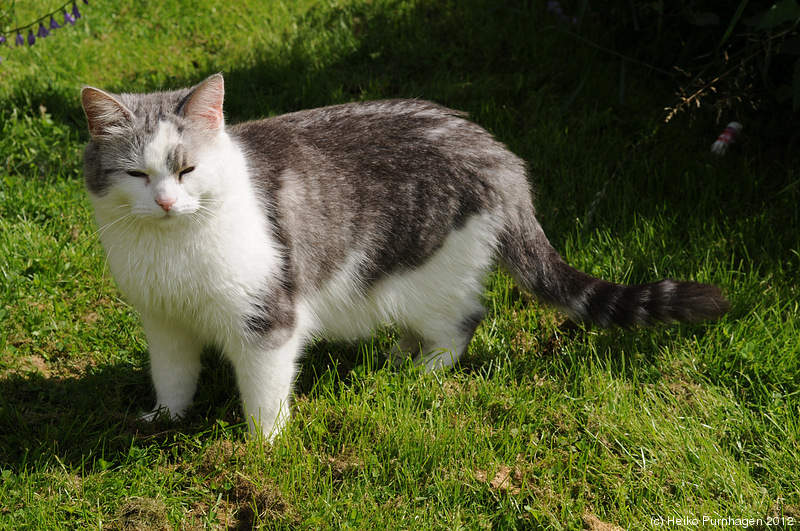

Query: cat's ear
[182,74,225,130]
[81,87,134,138]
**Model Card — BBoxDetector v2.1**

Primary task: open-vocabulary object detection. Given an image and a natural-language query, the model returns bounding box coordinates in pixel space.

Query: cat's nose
[156,196,177,212]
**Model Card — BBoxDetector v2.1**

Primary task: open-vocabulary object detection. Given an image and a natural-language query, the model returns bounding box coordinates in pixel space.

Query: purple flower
[72,3,82,20]
[15,33,25,46]
[37,24,50,39]
[547,0,578,26]
[547,1,564,17]
[84,0,89,4]
[27,31,35,46]
[64,10,76,25]
[49,16,62,30]
[0,36,6,45]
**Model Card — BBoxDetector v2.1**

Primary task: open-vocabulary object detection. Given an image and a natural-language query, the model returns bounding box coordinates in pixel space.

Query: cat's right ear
[81,87,134,138]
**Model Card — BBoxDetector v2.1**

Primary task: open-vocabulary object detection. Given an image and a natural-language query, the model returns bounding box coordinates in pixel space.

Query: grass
[1,0,799,529]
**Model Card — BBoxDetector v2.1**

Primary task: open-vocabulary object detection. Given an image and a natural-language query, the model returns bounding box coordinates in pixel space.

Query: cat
[80,74,728,440]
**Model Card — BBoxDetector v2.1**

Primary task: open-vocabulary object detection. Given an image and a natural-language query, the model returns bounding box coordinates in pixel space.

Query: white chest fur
[90,130,281,344]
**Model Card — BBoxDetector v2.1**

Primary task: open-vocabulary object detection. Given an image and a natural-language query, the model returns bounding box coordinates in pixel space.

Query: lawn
[1,0,799,529]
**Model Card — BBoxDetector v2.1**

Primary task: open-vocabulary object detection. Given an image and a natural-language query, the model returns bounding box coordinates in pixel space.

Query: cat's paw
[385,336,421,369]
[140,406,180,422]
[384,349,412,370]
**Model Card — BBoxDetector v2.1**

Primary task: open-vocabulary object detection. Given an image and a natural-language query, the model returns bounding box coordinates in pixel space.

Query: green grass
[1,0,799,529]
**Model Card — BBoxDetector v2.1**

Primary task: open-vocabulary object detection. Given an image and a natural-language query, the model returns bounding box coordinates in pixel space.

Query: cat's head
[81,74,227,221]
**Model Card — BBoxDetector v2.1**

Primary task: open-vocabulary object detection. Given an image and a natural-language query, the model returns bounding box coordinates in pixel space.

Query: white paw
[384,349,408,369]
[140,406,180,422]
[385,337,420,369]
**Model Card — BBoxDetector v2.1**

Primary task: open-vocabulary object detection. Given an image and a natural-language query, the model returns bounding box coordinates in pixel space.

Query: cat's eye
[178,167,195,181]
[127,170,148,178]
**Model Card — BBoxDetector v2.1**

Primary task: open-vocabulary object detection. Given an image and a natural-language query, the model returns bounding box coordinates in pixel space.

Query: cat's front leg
[140,314,204,421]
[227,329,303,441]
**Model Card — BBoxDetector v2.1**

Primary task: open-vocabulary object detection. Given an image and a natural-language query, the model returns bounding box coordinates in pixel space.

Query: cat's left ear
[182,74,225,130]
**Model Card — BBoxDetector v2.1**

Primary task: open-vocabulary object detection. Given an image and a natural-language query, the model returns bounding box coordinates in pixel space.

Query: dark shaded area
[0,350,232,471]
[0,359,153,469]
[589,1,800,123]
[0,340,372,472]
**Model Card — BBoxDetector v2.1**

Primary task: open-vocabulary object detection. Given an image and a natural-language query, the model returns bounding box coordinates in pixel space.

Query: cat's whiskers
[187,202,217,229]
[81,208,136,246]
[95,215,145,292]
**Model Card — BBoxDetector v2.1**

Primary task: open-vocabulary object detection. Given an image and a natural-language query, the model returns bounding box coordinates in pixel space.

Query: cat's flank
[81,74,728,439]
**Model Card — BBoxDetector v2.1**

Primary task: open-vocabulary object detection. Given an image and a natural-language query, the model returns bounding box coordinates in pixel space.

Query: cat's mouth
[156,210,178,221]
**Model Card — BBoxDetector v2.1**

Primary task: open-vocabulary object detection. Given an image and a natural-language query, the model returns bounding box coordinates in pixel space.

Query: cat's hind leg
[411,310,484,371]
[140,315,204,421]
[375,214,498,371]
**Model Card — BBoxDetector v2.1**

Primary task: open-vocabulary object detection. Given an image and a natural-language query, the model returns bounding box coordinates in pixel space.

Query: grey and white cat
[81,74,728,439]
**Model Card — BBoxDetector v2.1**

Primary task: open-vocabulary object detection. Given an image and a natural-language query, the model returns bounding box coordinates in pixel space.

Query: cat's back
[230,99,466,141]
[226,99,529,291]
[228,99,520,176]
[227,99,529,219]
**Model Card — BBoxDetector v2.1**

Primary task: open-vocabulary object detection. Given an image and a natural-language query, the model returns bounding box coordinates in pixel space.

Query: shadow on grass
[0,359,153,470]
[0,341,368,472]
[219,1,546,116]
[0,351,232,472]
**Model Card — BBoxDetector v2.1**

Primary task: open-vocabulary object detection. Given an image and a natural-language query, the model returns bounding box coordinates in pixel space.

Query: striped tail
[499,208,729,327]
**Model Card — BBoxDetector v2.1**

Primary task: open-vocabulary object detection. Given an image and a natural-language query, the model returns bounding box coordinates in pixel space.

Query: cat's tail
[498,206,729,327]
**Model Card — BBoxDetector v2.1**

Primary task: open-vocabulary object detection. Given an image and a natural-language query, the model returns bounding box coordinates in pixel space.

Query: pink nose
[156,197,177,212]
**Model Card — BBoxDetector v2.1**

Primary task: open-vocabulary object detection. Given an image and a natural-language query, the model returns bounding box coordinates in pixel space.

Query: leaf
[757,0,800,30]
[697,0,748,59]
[719,0,750,47]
